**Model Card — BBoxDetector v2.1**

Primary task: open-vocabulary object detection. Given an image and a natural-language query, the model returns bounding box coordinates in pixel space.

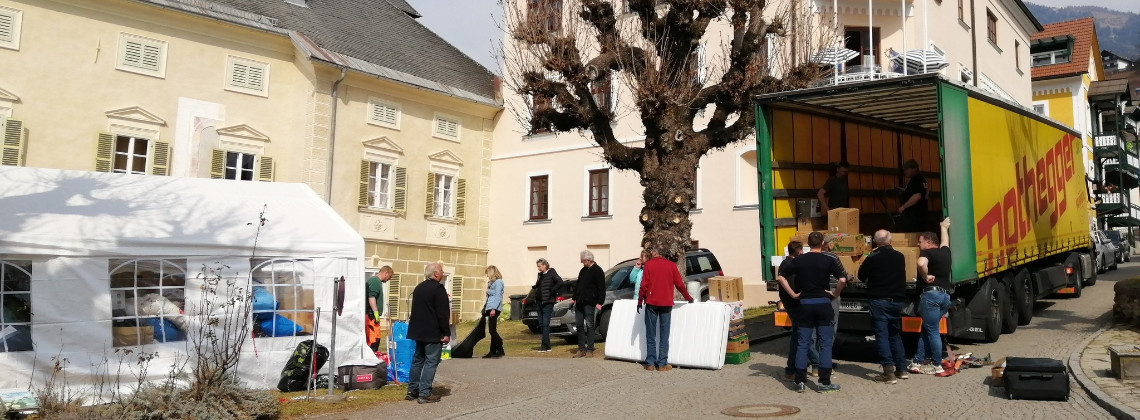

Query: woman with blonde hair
[482,265,506,358]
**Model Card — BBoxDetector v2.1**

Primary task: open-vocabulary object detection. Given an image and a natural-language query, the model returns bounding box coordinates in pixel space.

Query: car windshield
[607,266,634,291]
[686,254,720,275]
[1105,231,1122,244]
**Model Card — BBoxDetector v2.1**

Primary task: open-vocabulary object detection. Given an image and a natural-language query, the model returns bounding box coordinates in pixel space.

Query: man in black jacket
[406,262,451,404]
[533,258,563,352]
[573,250,606,358]
[857,230,909,385]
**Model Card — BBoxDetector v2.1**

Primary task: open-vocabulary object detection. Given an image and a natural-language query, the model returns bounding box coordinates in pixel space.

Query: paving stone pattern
[303,265,1139,420]
[1080,324,1140,415]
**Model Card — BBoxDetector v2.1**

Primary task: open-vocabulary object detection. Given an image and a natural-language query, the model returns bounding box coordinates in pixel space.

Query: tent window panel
[251,258,314,338]
[0,260,32,352]
[109,258,188,347]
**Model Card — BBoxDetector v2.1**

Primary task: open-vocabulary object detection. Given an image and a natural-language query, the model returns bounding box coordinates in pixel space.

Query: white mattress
[603,300,731,369]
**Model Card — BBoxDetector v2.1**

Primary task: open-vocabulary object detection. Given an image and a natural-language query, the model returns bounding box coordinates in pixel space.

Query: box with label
[724,301,745,321]
[726,334,750,353]
[725,349,751,365]
[827,208,860,234]
[112,326,154,347]
[827,233,870,256]
[896,246,920,282]
[707,276,744,302]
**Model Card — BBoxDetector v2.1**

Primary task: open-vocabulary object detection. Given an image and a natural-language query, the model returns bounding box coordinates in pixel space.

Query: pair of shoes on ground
[643,364,672,371]
[536,347,551,353]
[417,395,441,404]
[482,352,504,358]
[874,365,909,384]
[794,382,841,393]
[908,361,945,375]
[573,350,595,358]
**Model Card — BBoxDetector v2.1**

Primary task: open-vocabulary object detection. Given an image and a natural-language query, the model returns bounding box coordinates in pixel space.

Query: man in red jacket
[637,246,694,371]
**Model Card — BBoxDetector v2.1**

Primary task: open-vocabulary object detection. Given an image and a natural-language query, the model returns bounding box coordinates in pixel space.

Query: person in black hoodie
[533,258,563,352]
[573,250,606,358]
[857,230,910,385]
[405,262,450,404]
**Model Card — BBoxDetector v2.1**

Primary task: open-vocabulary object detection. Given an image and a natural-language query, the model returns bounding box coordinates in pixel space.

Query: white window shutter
[95,133,115,172]
[257,156,275,182]
[425,172,437,216]
[359,160,371,207]
[393,166,407,215]
[1,119,25,166]
[151,141,171,176]
[0,12,13,43]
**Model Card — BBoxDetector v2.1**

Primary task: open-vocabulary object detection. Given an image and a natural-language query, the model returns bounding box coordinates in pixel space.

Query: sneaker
[907,362,924,374]
[794,382,807,393]
[931,364,945,374]
[417,395,441,404]
[404,393,418,401]
[537,347,551,353]
[895,370,910,380]
[816,383,841,393]
[917,363,937,375]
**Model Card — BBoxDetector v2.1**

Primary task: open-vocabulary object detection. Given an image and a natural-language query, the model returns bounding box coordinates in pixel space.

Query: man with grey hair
[406,262,450,403]
[533,258,563,352]
[857,230,909,384]
[573,250,606,357]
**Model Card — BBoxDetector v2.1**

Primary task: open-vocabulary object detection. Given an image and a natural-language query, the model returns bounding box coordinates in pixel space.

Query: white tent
[0,166,367,392]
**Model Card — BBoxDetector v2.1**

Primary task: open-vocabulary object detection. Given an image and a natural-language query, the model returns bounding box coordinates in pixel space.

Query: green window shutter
[424,171,437,217]
[257,156,274,182]
[450,276,463,313]
[151,141,170,176]
[359,160,371,207]
[387,274,401,319]
[209,149,225,179]
[1,119,25,166]
[95,133,115,172]
[455,178,467,222]
[393,166,407,215]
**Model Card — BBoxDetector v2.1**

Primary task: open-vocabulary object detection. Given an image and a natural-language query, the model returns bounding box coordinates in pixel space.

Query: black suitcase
[1003,357,1070,401]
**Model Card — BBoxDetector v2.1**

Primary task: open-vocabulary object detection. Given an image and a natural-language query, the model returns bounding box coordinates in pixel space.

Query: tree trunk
[639,148,699,260]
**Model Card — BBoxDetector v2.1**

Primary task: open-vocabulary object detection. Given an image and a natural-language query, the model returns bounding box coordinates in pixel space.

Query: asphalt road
[304,263,1133,420]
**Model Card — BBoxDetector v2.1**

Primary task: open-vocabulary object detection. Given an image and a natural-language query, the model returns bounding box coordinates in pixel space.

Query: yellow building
[0,0,501,320]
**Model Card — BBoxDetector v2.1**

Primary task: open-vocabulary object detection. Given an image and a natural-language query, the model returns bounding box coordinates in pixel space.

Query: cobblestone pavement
[1078,321,1140,417]
[303,265,1135,420]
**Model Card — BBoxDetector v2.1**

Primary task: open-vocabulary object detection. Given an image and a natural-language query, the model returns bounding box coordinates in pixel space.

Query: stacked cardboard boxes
[710,276,751,364]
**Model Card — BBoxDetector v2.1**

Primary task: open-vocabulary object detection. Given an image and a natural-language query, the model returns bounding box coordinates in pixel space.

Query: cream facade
[489,0,1042,307]
[0,0,501,321]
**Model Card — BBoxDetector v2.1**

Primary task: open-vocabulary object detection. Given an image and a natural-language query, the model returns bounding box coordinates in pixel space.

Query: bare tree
[503,0,823,258]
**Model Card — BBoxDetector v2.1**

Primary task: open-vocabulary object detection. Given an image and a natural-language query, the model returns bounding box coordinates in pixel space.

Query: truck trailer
[754,74,1096,342]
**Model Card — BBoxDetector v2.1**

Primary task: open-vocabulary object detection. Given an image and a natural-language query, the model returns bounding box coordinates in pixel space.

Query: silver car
[1093,230,1118,274]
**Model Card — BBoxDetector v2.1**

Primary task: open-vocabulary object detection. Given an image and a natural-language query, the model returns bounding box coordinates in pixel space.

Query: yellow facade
[0,0,500,321]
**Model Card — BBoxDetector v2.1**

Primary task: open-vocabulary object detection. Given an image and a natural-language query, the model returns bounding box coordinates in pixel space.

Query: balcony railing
[1099,192,1123,205]
[1102,153,1140,171]
[1095,134,1120,148]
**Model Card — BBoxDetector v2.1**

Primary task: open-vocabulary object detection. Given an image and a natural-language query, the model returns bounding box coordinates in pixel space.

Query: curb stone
[1068,326,1140,420]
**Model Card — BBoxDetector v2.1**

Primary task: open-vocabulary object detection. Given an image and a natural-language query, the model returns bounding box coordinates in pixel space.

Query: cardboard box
[838,255,864,279]
[725,349,751,364]
[112,326,154,347]
[725,301,745,321]
[991,357,1007,387]
[896,246,920,282]
[726,334,750,353]
[708,276,744,302]
[827,233,870,256]
[728,320,746,336]
[796,217,826,232]
[827,208,860,233]
[893,233,923,248]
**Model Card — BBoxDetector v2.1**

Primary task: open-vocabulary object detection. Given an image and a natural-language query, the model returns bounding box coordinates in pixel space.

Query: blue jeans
[869,299,907,371]
[409,340,442,397]
[538,303,554,349]
[785,305,819,374]
[575,304,597,351]
[913,290,951,364]
[644,305,672,367]
[794,298,835,384]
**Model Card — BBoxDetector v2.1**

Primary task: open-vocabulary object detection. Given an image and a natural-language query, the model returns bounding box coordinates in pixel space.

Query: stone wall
[1114,278,1140,326]
[366,240,488,322]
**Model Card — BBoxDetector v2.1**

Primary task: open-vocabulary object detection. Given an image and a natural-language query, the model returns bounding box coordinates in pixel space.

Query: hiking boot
[816,383,841,393]
[794,382,807,393]
[585,351,595,358]
[657,364,673,372]
[417,395,441,404]
[644,364,655,371]
[895,370,910,380]
[404,392,418,401]
[874,365,897,384]
[573,350,587,358]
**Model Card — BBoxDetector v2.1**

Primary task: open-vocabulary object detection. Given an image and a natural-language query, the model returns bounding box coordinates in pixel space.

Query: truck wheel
[1085,267,1098,287]
[999,284,1017,334]
[1110,258,1119,271]
[1012,270,1034,326]
[1069,269,1083,298]
[982,282,1003,343]
[1097,254,1107,274]
[596,310,611,341]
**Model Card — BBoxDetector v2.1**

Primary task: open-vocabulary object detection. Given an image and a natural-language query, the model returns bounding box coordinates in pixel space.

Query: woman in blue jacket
[482,265,506,358]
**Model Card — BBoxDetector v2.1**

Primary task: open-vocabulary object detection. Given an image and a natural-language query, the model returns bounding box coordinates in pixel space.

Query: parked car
[520,278,575,333]
[1104,230,1131,263]
[1093,230,1118,274]
[548,248,724,343]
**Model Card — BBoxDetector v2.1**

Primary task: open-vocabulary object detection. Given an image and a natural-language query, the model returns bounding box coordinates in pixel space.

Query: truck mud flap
[1032,265,1068,297]
[947,300,977,339]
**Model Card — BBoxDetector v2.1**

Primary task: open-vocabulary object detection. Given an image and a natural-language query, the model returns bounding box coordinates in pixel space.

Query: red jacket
[638,256,693,306]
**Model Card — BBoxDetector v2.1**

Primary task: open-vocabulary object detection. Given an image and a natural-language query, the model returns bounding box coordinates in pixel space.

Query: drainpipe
[325,67,347,203]
[969,0,978,87]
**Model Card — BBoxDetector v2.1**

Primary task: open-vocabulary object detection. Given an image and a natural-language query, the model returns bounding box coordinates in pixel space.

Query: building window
[530,175,549,220]
[958,0,964,22]
[986,10,998,45]
[251,258,315,337]
[112,135,150,175]
[225,151,256,181]
[688,44,706,86]
[368,99,401,129]
[367,161,392,209]
[225,56,270,97]
[527,0,563,34]
[590,77,612,112]
[109,259,187,346]
[588,169,609,216]
[433,173,455,217]
[529,94,555,134]
[433,114,461,141]
[1032,104,1046,115]
[0,261,31,352]
[1031,49,1071,67]
[0,6,23,51]
[1015,41,1021,70]
[117,33,167,78]
[960,64,973,85]
[844,27,881,68]
[209,149,273,181]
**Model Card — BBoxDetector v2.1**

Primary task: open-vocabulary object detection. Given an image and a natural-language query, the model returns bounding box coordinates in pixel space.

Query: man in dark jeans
[780,240,818,380]
[911,217,953,375]
[406,262,451,404]
[777,232,845,393]
[574,250,606,358]
[638,246,694,372]
[858,230,910,384]
[533,258,563,353]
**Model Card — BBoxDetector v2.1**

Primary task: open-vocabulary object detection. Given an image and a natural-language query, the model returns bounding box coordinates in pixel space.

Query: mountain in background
[1026,3,1140,61]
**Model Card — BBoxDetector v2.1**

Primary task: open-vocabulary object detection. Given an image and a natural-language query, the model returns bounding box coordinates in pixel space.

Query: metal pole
[902,0,908,75]
[868,0,874,69]
[834,0,839,85]
[328,277,340,395]
[923,0,929,73]
[306,308,321,400]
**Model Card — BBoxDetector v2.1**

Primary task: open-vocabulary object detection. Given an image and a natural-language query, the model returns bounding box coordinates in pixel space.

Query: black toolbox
[1002,357,1070,401]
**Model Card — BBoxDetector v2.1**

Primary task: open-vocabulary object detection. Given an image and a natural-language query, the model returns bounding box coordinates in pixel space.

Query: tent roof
[0,166,363,258]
